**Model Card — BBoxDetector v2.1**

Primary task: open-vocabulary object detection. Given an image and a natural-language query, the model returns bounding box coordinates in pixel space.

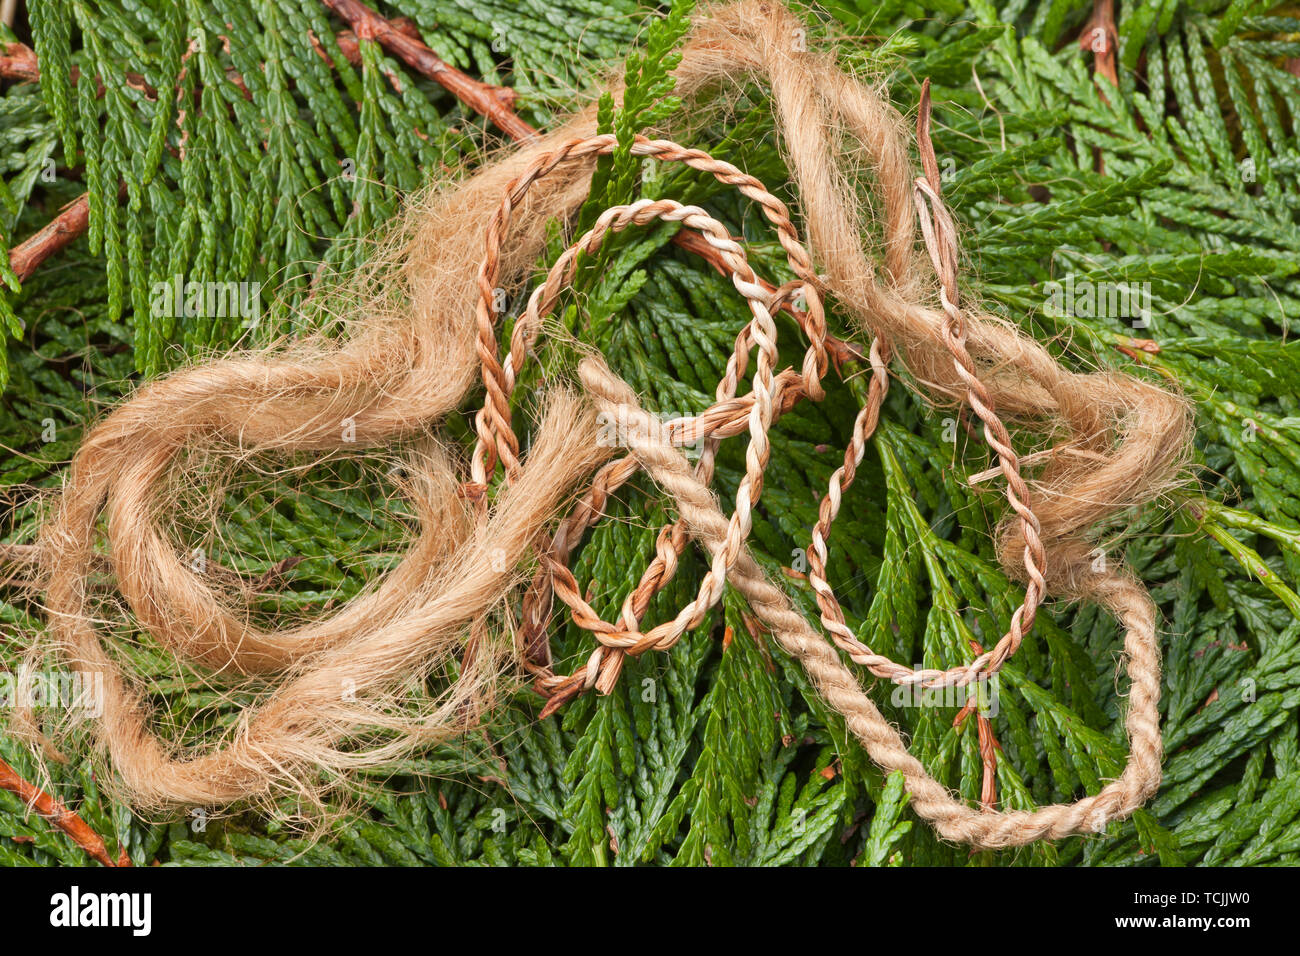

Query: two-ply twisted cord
[472,128,1052,714]
[462,126,1162,846]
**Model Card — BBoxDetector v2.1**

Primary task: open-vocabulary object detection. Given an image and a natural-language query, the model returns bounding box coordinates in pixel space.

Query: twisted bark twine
[7,1,1191,846]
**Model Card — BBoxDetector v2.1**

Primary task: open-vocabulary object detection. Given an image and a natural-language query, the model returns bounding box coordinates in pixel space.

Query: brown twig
[7,193,91,283]
[1,41,156,98]
[1079,0,1118,92]
[7,180,128,283]
[0,756,128,866]
[953,694,1000,811]
[1078,0,1118,176]
[320,0,536,142]
[0,41,39,83]
[311,21,422,94]
[330,15,424,65]
[1114,336,1160,363]
[2,39,141,283]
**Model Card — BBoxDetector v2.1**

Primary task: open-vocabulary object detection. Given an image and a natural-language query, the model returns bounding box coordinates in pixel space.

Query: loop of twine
[476,121,1045,706]
[468,113,1161,845]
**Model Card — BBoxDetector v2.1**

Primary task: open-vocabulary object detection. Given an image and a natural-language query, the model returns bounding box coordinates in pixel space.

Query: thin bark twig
[320,0,537,142]
[0,41,38,83]
[1079,0,1118,92]
[0,756,128,866]
[7,193,90,283]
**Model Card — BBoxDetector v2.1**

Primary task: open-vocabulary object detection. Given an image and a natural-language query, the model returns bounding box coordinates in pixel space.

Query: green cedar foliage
[3,0,1300,866]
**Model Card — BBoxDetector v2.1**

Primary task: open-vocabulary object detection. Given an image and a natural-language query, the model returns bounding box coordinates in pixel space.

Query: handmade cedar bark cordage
[11,1,1191,848]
